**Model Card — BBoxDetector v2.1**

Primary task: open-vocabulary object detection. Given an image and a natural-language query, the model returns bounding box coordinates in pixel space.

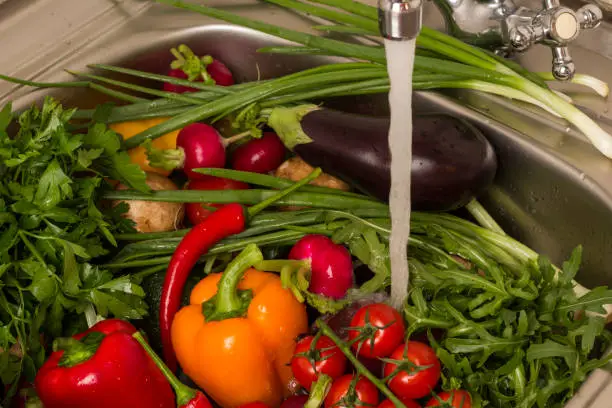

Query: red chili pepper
[133,332,213,408]
[34,319,175,408]
[160,202,247,370]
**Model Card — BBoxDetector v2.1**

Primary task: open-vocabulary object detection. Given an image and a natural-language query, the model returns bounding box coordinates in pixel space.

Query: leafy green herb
[0,97,149,404]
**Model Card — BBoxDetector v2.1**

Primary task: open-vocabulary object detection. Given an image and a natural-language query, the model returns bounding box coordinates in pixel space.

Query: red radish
[185,176,249,225]
[206,59,235,86]
[163,45,234,94]
[280,395,309,408]
[146,123,255,180]
[288,234,354,300]
[231,132,286,174]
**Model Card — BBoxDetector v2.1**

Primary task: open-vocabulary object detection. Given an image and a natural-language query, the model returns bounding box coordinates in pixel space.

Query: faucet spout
[378,0,423,41]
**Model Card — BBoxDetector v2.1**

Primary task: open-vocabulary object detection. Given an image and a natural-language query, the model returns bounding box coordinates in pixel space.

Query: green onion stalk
[1,0,610,157]
[102,168,612,319]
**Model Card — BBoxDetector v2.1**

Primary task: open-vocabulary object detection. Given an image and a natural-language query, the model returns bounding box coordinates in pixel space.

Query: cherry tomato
[383,341,441,400]
[324,375,379,408]
[291,335,347,391]
[348,303,406,359]
[425,390,472,408]
[378,398,421,408]
[184,176,249,225]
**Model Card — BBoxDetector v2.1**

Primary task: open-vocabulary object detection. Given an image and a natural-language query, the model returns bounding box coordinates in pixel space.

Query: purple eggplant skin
[298,108,498,211]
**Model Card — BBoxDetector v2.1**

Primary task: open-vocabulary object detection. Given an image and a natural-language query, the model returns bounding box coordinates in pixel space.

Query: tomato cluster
[287,303,473,408]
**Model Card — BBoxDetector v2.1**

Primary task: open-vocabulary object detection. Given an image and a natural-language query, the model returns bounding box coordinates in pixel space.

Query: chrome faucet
[378,0,424,40]
[430,0,604,80]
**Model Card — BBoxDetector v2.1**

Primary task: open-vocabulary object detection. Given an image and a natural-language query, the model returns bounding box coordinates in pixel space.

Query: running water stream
[385,38,417,310]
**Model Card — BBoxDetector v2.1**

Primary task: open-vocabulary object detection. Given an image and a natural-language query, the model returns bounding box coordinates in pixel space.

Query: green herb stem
[317,319,407,408]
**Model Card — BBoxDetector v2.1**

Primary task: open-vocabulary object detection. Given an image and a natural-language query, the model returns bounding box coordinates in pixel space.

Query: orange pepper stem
[132,331,197,406]
[202,243,264,322]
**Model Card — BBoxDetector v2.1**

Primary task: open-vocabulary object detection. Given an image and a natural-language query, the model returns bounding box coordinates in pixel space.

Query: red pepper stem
[206,243,264,320]
[304,374,332,408]
[247,167,322,216]
[133,331,197,407]
[52,332,106,368]
[316,319,408,408]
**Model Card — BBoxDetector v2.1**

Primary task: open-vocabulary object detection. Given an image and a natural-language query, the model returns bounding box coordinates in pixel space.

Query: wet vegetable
[147,123,227,180]
[348,303,405,359]
[324,375,379,408]
[113,172,185,233]
[230,132,287,174]
[34,320,174,408]
[163,44,234,92]
[382,342,441,400]
[133,332,213,408]
[184,176,249,225]
[288,234,354,300]
[290,335,347,391]
[425,391,472,408]
[171,245,308,407]
[269,106,497,210]
[160,203,247,371]
[109,117,181,176]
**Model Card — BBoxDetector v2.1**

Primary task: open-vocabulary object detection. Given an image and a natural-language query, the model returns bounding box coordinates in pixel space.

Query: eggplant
[269,106,497,211]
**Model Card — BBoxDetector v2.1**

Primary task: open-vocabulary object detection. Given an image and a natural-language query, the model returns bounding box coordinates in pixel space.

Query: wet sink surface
[2,1,611,404]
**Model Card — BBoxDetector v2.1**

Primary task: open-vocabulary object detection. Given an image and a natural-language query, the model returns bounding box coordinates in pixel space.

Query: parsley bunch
[0,97,152,402]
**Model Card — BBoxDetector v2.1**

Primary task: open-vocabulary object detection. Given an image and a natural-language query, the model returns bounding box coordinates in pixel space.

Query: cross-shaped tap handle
[508,0,603,80]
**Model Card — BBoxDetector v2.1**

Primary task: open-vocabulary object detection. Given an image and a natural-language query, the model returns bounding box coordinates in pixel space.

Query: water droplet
[565,127,572,133]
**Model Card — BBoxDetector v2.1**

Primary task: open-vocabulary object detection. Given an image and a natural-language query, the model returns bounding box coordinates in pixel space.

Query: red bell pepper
[34,319,175,408]
[133,331,213,408]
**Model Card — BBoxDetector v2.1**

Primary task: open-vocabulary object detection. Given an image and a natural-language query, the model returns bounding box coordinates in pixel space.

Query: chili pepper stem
[133,331,197,406]
[316,319,408,408]
[204,244,264,321]
[304,374,332,408]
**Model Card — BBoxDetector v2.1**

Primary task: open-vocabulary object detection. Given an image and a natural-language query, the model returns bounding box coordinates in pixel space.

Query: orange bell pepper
[171,244,308,408]
[109,118,180,176]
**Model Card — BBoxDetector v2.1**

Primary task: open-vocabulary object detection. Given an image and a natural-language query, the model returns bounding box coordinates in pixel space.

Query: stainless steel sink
[1,0,611,405]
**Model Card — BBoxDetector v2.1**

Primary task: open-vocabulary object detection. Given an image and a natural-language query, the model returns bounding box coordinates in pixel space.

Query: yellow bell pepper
[109,117,181,176]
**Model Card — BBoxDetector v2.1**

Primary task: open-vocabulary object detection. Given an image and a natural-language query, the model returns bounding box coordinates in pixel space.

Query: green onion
[67,70,206,104]
[88,64,234,95]
[537,72,610,98]
[155,0,386,63]
[102,188,389,210]
[193,167,375,199]
[262,0,379,34]
[0,74,90,88]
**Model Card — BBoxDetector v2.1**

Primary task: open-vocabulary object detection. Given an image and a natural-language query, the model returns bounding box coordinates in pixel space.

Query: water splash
[384,38,417,310]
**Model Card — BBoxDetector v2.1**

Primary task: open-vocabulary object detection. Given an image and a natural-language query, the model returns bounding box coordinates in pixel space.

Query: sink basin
[2,0,611,406]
